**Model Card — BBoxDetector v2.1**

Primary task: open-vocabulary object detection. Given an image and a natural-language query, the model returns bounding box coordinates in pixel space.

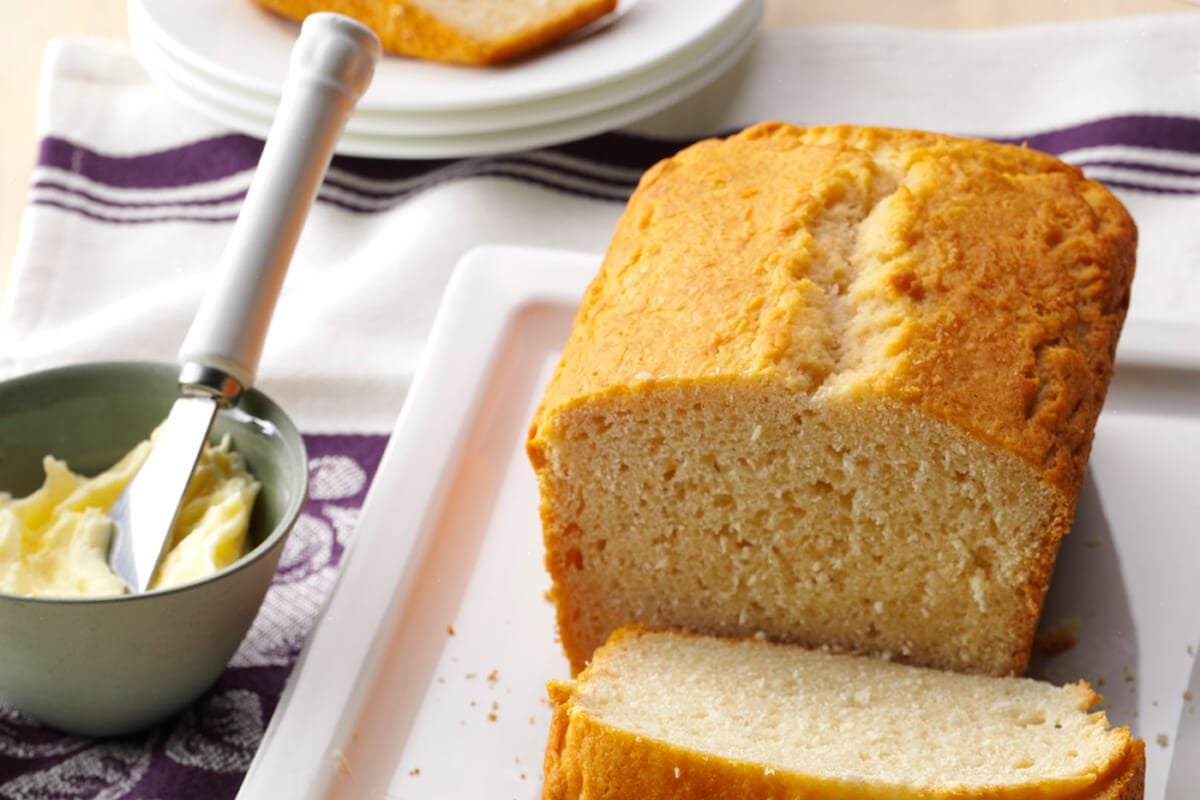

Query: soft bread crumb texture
[528,123,1136,677]
[543,628,1146,800]
[251,0,617,64]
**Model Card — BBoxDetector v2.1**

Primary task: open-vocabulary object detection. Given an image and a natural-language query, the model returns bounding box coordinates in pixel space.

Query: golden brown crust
[819,127,1134,504]
[543,714,1145,800]
[533,122,1135,501]
[543,629,1146,800]
[1096,741,1145,800]
[251,0,616,64]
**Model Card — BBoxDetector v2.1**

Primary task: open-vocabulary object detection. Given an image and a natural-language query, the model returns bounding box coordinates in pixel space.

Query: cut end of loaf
[543,627,1143,800]
[533,380,1067,676]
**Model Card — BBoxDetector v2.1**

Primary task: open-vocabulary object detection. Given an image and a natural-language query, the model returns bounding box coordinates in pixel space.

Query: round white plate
[134,0,752,112]
[135,6,760,158]
[130,0,762,138]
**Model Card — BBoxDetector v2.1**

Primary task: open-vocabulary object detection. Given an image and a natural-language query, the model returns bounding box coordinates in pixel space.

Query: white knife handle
[178,13,380,393]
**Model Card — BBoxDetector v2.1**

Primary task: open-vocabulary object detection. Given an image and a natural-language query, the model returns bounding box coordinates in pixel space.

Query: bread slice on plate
[527,122,1137,677]
[252,0,618,64]
[544,627,1145,800]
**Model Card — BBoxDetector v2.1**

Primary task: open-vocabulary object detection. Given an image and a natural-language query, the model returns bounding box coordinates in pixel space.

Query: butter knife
[107,14,381,593]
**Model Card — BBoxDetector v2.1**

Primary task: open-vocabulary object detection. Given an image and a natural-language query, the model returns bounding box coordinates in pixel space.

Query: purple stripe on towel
[536,131,696,171]
[324,152,456,183]
[993,114,1200,156]
[325,154,639,199]
[321,166,631,211]
[35,130,700,189]
[32,179,248,209]
[324,131,686,182]
[1087,179,1200,196]
[39,134,263,189]
[31,197,239,225]
[36,136,643,207]
[1070,159,1200,179]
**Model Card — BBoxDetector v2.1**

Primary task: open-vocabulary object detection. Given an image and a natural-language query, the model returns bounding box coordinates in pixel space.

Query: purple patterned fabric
[0,434,388,800]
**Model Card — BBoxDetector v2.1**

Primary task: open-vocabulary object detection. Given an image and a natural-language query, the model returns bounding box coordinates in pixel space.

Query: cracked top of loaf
[533,123,1136,501]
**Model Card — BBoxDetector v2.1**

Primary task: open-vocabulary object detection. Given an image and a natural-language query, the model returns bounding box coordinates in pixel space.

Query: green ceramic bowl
[0,362,308,736]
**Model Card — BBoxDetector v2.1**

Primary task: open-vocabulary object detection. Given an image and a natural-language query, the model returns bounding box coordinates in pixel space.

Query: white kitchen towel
[0,13,1198,800]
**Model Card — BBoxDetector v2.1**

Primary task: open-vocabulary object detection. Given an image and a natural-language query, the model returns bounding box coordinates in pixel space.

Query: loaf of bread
[544,627,1145,800]
[527,123,1136,677]
[251,0,617,65]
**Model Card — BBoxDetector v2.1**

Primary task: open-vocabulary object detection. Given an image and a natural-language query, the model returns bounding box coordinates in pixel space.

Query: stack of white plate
[128,0,762,158]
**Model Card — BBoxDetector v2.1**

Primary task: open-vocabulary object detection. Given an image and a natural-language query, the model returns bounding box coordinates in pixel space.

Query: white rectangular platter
[239,245,1200,800]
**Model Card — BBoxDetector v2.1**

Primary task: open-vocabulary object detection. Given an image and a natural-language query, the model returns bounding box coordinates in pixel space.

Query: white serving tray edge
[239,247,595,800]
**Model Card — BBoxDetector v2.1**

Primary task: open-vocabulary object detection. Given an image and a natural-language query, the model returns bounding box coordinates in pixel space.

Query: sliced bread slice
[253,0,617,64]
[544,627,1144,800]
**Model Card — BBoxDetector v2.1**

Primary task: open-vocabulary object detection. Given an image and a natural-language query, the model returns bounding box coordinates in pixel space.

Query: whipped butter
[0,435,260,597]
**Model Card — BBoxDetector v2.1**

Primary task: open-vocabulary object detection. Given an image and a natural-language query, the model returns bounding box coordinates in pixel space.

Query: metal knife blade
[107,395,218,592]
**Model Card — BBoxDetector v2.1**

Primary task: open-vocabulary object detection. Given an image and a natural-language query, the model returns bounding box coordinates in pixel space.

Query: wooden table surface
[1,0,1192,297]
